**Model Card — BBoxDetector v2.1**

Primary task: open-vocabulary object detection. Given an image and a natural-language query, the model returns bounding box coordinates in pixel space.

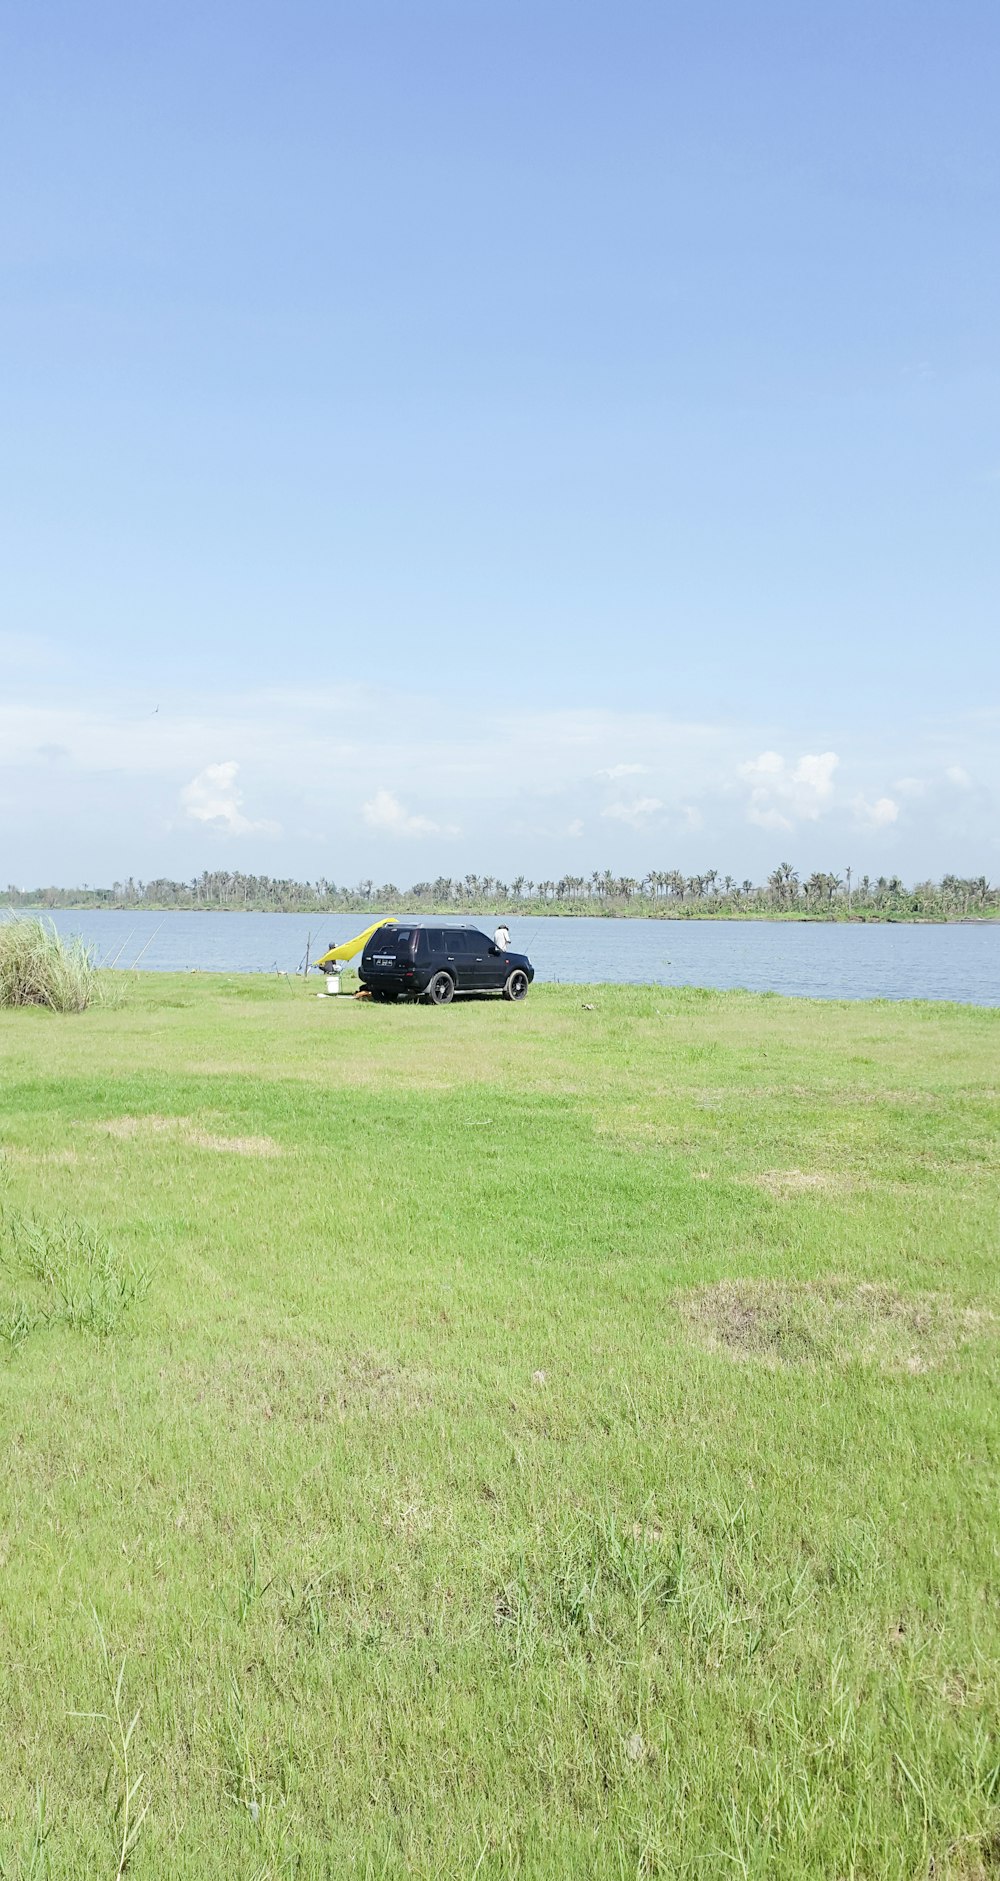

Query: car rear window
[366,927,415,961]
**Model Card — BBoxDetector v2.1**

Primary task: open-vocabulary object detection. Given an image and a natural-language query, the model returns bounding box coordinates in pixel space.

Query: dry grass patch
[101,1113,178,1139]
[98,1115,283,1156]
[941,1829,1000,1880]
[172,1340,428,1427]
[750,1167,853,1198]
[183,1129,282,1156]
[1,1145,80,1167]
[681,1278,997,1371]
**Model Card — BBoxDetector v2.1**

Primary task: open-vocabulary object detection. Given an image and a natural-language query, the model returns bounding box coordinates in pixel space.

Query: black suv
[358,924,534,1005]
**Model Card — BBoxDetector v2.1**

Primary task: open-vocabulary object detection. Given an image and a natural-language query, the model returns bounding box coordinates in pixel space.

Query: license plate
[374,956,396,968]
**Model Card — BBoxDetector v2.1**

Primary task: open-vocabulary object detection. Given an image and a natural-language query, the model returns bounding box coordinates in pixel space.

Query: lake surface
[32,909,1000,1005]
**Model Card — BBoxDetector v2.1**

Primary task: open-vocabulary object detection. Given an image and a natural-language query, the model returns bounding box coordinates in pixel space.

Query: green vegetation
[0,915,104,1012]
[7,862,998,919]
[1,977,998,1878]
[0,1194,148,1351]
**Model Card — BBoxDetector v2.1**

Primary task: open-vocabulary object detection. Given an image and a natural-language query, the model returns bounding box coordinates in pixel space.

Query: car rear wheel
[502,969,529,1001]
[424,971,455,1006]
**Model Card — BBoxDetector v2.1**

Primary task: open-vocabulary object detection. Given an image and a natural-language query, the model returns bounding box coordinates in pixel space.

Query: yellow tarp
[314,920,396,967]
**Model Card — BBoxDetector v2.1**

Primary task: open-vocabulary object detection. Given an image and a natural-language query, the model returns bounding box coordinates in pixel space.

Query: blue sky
[1,0,997,885]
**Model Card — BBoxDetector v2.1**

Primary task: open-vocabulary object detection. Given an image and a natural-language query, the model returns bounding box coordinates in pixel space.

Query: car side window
[428,929,447,953]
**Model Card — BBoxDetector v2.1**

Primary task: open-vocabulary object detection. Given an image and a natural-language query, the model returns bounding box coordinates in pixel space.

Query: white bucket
[324,971,341,995]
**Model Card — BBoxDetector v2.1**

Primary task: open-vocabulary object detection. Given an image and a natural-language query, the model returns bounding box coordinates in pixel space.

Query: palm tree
[768,861,800,907]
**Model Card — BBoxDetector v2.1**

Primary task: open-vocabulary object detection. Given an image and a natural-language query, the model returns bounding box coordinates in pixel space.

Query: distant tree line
[4,865,997,920]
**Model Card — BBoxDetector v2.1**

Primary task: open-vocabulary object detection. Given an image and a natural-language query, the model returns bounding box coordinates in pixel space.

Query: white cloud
[596,762,650,780]
[740,750,839,829]
[854,793,899,829]
[946,766,972,788]
[600,796,664,826]
[3,675,998,881]
[361,789,452,837]
[794,753,839,796]
[179,761,279,835]
[747,804,794,832]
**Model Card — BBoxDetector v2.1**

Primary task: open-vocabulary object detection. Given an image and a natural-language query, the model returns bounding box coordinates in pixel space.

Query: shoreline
[18,904,1000,926]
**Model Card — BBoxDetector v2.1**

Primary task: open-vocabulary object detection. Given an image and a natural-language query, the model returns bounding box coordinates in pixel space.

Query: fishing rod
[130,923,163,969]
[106,928,136,969]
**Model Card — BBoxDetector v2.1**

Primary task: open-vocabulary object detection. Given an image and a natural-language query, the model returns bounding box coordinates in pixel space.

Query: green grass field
[1,976,998,1879]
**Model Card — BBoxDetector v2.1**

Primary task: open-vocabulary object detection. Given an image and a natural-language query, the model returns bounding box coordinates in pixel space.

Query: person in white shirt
[493,922,511,951]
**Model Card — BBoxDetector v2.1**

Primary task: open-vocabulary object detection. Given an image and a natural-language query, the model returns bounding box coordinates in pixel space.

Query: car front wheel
[424,971,455,1006]
[502,969,529,1002]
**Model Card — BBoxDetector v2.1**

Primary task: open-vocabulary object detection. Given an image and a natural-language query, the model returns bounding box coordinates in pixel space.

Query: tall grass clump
[0,1177,149,1344]
[0,915,102,1012]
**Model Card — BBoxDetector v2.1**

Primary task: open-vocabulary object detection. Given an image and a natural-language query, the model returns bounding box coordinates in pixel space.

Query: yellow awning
[314,920,396,967]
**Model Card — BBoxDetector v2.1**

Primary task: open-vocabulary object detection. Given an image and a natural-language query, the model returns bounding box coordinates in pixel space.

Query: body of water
[27,909,1000,1004]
